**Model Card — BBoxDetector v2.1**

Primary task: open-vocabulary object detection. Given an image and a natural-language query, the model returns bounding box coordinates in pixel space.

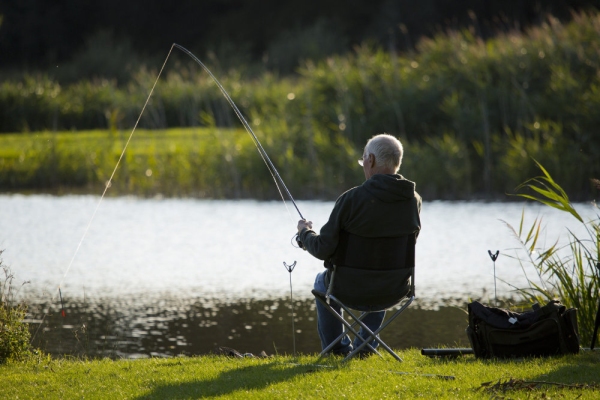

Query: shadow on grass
[478,353,600,396]
[531,352,600,385]
[136,360,324,399]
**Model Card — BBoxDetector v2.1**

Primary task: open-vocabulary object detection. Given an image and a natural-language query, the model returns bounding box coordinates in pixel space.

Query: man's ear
[368,153,376,167]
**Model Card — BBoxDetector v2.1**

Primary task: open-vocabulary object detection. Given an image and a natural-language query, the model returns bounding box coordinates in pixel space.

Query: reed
[505,161,599,346]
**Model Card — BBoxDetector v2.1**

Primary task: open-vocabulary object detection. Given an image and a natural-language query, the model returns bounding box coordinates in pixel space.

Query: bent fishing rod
[172,43,305,223]
[174,44,307,355]
[31,43,308,344]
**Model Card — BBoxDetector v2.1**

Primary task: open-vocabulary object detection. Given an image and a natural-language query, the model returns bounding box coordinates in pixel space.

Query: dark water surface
[27,295,472,359]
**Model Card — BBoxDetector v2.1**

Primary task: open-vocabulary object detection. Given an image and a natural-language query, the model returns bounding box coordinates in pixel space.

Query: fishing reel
[293,233,305,250]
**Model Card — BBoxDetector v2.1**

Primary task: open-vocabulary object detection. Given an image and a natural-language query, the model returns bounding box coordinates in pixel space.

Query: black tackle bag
[466,300,579,358]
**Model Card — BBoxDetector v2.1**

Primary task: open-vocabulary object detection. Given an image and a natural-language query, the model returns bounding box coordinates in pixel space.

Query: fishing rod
[32,43,176,343]
[32,43,307,343]
[172,43,305,222]
[174,44,307,356]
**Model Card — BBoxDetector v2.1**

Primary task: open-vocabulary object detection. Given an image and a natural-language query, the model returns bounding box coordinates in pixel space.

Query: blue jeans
[314,271,385,353]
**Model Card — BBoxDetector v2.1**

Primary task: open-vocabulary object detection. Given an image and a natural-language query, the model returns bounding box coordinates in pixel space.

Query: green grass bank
[2,350,600,399]
[0,127,359,200]
[1,126,596,200]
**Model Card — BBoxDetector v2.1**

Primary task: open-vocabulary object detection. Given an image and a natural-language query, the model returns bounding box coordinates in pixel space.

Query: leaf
[513,159,583,223]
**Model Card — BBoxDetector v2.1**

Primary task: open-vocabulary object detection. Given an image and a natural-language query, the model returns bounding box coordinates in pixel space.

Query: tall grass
[505,161,599,346]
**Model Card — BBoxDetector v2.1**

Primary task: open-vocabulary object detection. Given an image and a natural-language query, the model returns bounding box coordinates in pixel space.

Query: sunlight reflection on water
[0,194,596,304]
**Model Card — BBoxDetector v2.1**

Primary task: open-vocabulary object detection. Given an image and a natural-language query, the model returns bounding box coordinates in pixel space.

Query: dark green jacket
[299,173,421,262]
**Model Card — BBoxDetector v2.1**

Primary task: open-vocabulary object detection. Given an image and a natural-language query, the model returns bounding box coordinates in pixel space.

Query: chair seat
[329,267,412,311]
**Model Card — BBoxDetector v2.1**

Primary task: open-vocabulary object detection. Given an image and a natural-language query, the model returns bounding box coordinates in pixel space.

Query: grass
[0,126,359,200]
[1,350,599,399]
[1,125,596,201]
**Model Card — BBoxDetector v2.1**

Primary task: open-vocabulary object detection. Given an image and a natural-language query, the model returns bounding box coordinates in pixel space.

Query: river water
[0,194,596,357]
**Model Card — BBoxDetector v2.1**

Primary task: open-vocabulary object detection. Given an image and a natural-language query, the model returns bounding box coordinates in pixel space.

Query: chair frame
[313,264,415,362]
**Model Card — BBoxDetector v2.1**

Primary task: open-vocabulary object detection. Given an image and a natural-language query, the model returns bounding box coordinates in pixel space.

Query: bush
[0,251,32,362]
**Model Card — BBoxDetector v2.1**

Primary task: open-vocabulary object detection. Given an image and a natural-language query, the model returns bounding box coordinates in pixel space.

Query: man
[297,133,421,355]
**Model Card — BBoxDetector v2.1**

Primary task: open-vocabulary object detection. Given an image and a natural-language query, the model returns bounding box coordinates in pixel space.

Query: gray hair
[364,134,403,172]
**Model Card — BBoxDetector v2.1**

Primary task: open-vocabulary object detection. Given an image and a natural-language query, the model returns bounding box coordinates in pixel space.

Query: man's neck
[368,167,396,178]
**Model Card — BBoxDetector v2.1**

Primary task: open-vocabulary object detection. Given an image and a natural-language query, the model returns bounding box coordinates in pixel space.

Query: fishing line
[33,43,304,342]
[172,43,304,223]
[32,45,175,342]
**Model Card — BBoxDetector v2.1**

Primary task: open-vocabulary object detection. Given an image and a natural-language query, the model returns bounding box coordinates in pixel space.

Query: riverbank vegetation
[0,251,33,363]
[1,350,600,399]
[0,127,359,199]
[508,162,600,346]
[1,13,600,199]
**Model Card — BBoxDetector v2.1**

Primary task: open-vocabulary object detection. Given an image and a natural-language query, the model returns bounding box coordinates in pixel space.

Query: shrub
[0,251,32,362]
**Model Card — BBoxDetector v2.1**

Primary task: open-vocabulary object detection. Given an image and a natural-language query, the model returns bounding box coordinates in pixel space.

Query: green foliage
[266,18,348,74]
[506,161,600,346]
[0,251,32,362]
[0,128,358,199]
[2,13,600,198]
[55,30,139,84]
[404,133,472,198]
[0,76,61,132]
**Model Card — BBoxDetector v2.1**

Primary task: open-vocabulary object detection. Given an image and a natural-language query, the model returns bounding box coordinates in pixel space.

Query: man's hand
[297,219,313,233]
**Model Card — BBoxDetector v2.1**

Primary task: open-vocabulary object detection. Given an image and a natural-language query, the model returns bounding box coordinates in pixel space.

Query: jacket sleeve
[298,194,349,261]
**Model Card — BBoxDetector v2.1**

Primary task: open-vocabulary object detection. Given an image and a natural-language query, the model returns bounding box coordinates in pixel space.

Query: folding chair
[312,232,416,362]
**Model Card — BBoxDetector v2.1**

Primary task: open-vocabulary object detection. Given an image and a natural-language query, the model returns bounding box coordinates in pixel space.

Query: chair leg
[314,294,378,357]
[312,290,415,362]
[336,303,401,362]
[336,295,415,362]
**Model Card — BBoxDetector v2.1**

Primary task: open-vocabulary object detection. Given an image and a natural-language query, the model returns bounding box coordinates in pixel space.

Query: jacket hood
[362,174,416,203]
